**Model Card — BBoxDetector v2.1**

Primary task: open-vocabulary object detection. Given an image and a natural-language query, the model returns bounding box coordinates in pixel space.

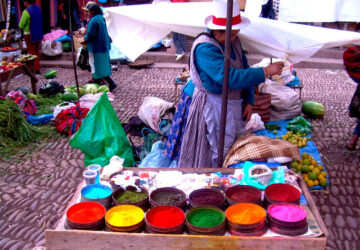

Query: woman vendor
[168,0,284,168]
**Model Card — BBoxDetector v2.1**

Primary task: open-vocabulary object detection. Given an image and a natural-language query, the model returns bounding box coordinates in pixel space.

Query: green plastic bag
[240,161,285,190]
[69,93,134,167]
[286,116,312,135]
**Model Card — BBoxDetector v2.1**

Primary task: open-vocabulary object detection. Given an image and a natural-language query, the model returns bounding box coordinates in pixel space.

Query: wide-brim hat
[205,0,250,30]
[82,1,96,12]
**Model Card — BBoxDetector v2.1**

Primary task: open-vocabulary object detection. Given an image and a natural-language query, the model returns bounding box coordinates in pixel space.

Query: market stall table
[0,58,38,96]
[45,168,328,250]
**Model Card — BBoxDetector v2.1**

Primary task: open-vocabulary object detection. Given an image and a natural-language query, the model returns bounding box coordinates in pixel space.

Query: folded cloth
[223,134,300,168]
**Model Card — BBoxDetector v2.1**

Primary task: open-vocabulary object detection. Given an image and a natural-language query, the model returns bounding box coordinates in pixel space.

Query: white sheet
[278,0,360,22]
[105,2,360,63]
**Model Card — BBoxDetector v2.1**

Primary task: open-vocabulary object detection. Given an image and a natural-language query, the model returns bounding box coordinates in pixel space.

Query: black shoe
[35,71,41,75]
[109,83,117,92]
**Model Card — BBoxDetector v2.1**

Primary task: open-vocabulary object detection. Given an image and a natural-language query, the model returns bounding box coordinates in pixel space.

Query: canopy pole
[217,0,233,168]
[68,2,81,101]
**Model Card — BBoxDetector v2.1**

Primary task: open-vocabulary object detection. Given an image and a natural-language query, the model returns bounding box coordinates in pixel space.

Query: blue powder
[82,185,112,199]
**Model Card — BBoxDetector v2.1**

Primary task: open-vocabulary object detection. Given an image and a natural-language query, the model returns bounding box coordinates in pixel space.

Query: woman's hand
[243,104,253,122]
[264,61,284,77]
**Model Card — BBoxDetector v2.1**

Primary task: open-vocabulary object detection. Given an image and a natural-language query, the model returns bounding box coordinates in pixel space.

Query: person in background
[19,0,43,74]
[59,0,82,31]
[344,45,360,150]
[171,0,188,61]
[177,0,284,168]
[81,4,117,91]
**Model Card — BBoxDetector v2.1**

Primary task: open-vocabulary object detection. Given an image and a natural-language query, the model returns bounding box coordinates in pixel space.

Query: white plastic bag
[79,92,115,110]
[245,113,265,132]
[138,96,174,134]
[100,156,124,181]
[53,102,76,119]
[41,40,63,56]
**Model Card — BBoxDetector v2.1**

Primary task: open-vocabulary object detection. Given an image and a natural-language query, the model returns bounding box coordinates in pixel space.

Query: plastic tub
[105,205,145,233]
[66,202,106,230]
[189,188,225,210]
[225,185,262,206]
[264,183,301,208]
[81,184,113,209]
[225,203,267,236]
[112,186,149,212]
[150,187,187,211]
[145,206,185,234]
[186,206,226,236]
[267,203,308,236]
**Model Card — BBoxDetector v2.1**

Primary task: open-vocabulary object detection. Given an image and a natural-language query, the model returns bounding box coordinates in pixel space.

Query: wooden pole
[68,2,81,101]
[217,0,233,168]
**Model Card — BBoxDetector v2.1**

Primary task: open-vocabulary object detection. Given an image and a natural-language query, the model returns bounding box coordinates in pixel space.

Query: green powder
[187,208,225,228]
[116,190,148,203]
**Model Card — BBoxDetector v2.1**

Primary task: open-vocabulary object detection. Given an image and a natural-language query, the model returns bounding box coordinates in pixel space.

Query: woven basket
[73,36,84,51]
[252,93,271,123]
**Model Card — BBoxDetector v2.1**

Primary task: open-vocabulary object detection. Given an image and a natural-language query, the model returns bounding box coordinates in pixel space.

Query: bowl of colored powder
[66,202,106,230]
[225,185,262,206]
[264,184,301,208]
[189,188,226,210]
[81,184,113,209]
[113,186,149,211]
[105,205,145,233]
[267,203,308,236]
[150,187,187,211]
[186,206,226,235]
[145,206,185,234]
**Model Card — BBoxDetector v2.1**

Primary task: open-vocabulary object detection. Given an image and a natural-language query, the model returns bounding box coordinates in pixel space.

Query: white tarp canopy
[278,0,360,22]
[105,2,360,63]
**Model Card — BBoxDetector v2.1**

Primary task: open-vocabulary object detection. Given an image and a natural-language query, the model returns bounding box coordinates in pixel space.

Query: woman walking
[81,4,117,91]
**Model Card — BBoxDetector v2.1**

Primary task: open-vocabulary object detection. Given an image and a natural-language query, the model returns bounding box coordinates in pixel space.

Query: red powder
[266,184,300,202]
[67,202,105,223]
[147,206,185,228]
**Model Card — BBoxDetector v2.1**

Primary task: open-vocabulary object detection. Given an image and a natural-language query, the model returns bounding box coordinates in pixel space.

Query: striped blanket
[223,134,300,168]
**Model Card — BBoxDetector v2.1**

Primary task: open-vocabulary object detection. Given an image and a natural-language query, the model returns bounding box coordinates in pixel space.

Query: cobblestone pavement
[0,66,359,249]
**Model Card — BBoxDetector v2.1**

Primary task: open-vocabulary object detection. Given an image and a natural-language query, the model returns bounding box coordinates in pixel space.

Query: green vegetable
[97,85,109,93]
[61,92,78,101]
[44,69,57,79]
[62,42,72,52]
[85,84,98,94]
[0,99,54,158]
[27,93,38,101]
[265,124,281,131]
[70,85,78,90]
[302,101,325,119]
[64,87,72,92]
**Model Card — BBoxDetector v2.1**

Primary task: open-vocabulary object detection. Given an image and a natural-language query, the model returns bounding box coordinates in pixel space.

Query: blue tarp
[230,120,329,190]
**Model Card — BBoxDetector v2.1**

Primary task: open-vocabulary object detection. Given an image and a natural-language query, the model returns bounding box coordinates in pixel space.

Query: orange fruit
[313,180,319,186]
[319,178,328,187]
[308,171,318,181]
[306,180,314,188]
[317,165,324,171]
[320,171,327,177]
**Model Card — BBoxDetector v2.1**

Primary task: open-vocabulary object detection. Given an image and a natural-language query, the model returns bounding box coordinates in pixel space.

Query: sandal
[346,145,356,151]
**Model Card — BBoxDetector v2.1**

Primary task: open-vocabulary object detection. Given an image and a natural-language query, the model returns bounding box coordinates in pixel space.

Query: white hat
[205,0,250,30]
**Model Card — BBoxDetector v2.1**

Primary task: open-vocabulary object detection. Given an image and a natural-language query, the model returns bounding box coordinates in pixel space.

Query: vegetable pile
[0,99,53,157]
[62,83,109,101]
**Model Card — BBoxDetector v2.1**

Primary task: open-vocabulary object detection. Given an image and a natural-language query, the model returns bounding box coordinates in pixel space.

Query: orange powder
[225,203,266,225]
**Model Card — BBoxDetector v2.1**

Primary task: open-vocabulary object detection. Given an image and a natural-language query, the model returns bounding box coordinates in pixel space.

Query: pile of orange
[290,153,328,188]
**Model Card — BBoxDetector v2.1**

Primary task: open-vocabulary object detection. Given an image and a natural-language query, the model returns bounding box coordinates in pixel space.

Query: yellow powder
[106,205,144,227]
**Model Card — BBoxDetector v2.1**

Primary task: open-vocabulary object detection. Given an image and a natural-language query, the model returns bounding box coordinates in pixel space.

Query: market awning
[105,2,360,63]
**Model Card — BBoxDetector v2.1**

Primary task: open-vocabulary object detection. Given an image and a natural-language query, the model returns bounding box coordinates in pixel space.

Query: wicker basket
[252,93,271,123]
[73,36,84,51]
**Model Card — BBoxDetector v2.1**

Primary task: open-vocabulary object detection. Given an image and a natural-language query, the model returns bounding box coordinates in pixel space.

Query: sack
[343,45,360,84]
[53,102,76,119]
[69,93,134,167]
[77,47,91,71]
[349,85,360,119]
[138,96,174,134]
[258,82,301,121]
[55,103,89,135]
[41,40,63,56]
[39,81,65,97]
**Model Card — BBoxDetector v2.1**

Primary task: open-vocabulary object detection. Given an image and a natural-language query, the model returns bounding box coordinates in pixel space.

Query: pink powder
[268,204,306,222]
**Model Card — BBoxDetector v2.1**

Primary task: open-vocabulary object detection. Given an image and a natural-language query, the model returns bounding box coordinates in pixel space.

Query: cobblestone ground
[0,66,359,249]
